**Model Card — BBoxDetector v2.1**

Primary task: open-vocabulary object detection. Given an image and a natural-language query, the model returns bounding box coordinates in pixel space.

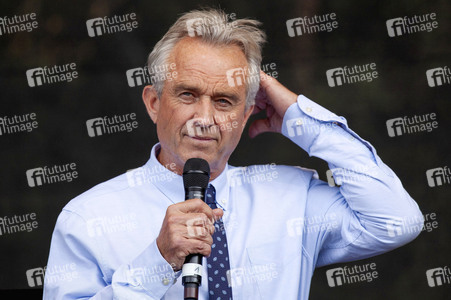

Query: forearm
[44,210,178,300]
[282,95,423,245]
[111,239,179,299]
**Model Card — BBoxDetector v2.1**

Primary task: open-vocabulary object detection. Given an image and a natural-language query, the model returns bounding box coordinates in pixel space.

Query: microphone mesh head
[183,158,210,188]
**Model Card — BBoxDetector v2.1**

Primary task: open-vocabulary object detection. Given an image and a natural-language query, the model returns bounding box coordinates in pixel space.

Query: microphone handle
[185,188,205,201]
[182,186,206,300]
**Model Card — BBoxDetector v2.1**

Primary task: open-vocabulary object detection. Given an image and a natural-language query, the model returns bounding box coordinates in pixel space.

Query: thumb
[212,208,224,221]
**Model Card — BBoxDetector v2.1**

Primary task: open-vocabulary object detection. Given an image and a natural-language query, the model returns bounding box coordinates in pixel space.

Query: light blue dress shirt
[43,95,423,299]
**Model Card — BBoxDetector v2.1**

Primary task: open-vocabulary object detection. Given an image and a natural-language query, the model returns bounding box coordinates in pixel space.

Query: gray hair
[147,8,266,109]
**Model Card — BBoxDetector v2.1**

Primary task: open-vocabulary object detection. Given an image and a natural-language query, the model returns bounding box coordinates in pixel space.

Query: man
[44,8,423,300]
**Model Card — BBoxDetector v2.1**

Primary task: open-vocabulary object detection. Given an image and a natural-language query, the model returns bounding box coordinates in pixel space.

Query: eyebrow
[173,83,242,103]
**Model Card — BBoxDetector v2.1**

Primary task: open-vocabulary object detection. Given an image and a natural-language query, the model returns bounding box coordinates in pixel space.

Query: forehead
[168,37,248,84]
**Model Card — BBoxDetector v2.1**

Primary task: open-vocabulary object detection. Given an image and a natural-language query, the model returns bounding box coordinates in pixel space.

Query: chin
[183,151,213,163]
[181,151,218,169]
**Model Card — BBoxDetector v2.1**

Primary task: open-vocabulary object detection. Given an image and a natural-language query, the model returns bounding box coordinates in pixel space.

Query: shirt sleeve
[43,209,179,299]
[281,95,424,267]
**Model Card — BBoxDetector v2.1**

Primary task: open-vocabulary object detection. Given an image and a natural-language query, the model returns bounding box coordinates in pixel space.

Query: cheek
[158,101,181,130]
[218,116,245,139]
[158,102,199,142]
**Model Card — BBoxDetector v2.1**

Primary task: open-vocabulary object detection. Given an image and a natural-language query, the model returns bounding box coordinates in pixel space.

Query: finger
[266,104,275,119]
[185,214,214,227]
[248,118,273,138]
[177,237,212,258]
[176,199,215,220]
[170,223,213,252]
[190,239,213,257]
[253,96,267,112]
[254,85,267,102]
[251,104,263,115]
[258,70,275,92]
[185,213,215,237]
[186,223,215,242]
[212,208,224,221]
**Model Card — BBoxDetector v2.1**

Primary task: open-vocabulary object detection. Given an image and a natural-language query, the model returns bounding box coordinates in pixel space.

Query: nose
[193,96,215,127]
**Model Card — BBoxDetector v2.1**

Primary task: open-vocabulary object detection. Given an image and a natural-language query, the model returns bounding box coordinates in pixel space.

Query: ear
[142,85,159,123]
[242,104,255,128]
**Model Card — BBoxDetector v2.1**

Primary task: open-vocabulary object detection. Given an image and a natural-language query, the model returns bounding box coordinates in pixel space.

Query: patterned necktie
[205,184,233,300]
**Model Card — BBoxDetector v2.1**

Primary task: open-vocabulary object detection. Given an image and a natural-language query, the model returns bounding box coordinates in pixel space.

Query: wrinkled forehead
[168,37,249,88]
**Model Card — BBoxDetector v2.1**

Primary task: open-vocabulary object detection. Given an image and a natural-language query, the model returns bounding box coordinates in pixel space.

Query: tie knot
[205,184,216,206]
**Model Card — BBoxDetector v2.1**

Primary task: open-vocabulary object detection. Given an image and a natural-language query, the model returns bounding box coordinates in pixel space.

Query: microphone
[182,158,210,300]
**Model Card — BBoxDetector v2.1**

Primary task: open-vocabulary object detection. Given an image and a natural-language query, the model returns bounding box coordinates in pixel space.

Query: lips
[187,135,216,141]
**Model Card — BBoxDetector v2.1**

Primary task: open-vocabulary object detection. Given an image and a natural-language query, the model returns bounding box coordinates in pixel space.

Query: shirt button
[295,119,303,126]
[306,107,313,112]
[162,278,171,285]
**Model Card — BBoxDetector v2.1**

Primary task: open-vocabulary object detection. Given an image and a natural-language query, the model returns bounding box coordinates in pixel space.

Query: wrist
[278,92,298,117]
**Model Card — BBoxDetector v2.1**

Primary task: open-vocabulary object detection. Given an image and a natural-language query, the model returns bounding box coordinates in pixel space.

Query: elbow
[383,202,424,248]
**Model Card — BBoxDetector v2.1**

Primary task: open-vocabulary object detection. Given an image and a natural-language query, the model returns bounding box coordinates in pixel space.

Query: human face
[143,37,254,179]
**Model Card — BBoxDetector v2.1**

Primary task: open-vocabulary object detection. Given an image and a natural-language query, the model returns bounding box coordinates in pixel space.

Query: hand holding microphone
[155,158,223,299]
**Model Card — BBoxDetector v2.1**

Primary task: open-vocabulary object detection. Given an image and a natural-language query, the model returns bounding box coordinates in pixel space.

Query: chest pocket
[240,236,311,300]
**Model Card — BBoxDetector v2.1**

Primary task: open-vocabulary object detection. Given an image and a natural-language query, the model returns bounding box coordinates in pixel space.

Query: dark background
[0,0,450,299]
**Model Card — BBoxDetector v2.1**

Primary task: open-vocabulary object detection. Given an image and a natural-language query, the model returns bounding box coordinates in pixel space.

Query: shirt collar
[144,143,230,211]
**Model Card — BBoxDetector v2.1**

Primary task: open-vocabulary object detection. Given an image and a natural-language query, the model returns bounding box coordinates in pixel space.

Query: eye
[216,98,232,106]
[181,92,194,98]
[179,92,196,102]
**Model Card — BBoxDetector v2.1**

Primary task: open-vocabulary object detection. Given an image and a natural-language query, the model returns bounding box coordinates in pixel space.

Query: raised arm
[249,72,423,266]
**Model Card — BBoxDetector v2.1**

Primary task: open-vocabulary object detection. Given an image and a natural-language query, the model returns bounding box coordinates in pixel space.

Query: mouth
[183,131,219,143]
[186,135,216,142]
